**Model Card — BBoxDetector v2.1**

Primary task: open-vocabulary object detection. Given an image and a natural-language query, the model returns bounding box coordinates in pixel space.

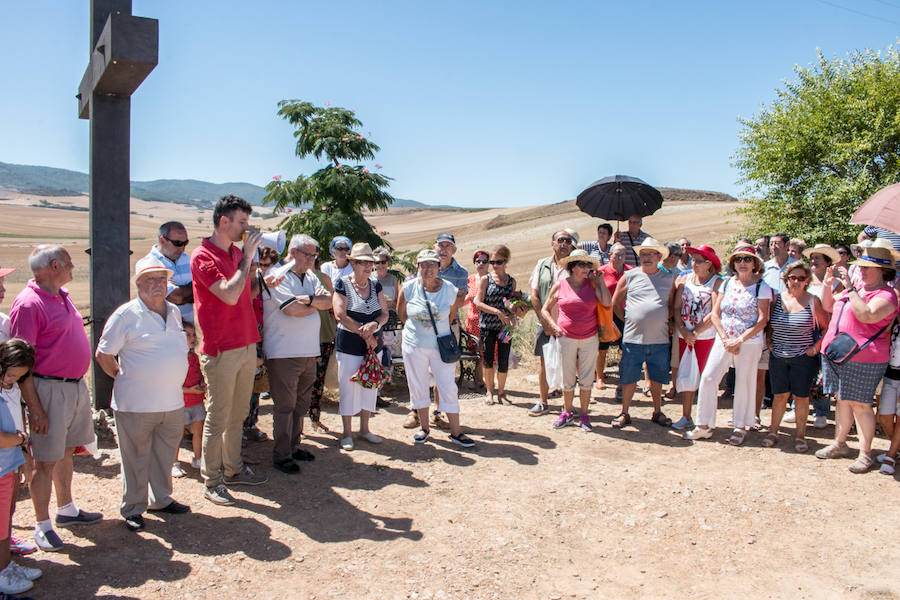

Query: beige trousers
[115,409,184,517]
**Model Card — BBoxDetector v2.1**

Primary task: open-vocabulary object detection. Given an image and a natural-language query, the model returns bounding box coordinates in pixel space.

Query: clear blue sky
[1,1,898,207]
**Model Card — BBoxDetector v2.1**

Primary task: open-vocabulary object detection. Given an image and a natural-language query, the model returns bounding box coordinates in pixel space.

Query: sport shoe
[9,536,37,556]
[553,412,574,429]
[579,414,592,431]
[55,509,102,527]
[449,433,475,447]
[204,483,236,506]
[528,402,548,417]
[340,437,354,451]
[413,429,430,444]
[783,409,796,423]
[33,528,63,552]
[191,457,202,469]
[402,411,420,429]
[815,443,854,460]
[224,466,268,486]
[848,453,874,474]
[171,462,186,478]
[813,415,827,429]
[7,562,41,581]
[671,416,694,431]
[0,562,33,595]
[684,427,713,440]
[360,432,382,444]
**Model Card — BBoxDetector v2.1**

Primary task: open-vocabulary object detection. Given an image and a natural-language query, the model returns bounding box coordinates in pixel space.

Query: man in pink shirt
[191,195,267,506]
[10,245,102,552]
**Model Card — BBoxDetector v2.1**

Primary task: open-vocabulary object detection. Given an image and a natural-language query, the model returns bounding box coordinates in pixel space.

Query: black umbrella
[576,175,664,222]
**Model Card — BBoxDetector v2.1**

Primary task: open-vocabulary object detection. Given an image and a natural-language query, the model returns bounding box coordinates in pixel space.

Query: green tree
[262,100,395,256]
[734,46,900,244]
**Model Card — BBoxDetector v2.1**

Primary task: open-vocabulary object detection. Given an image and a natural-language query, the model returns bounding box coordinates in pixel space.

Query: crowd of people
[0,195,898,596]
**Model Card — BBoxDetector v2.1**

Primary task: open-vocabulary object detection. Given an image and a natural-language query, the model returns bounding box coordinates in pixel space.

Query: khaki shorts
[31,378,94,463]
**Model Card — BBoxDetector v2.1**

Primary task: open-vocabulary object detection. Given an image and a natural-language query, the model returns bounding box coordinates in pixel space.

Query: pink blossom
[321,206,327,211]
[379,230,388,235]
[342,137,349,141]
[286,208,293,213]
[357,135,363,139]
[326,101,332,106]
[362,168,369,173]
[272,175,282,181]
[375,164,382,169]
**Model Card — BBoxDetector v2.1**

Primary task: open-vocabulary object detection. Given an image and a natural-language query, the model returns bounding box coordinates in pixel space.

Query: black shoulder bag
[423,284,461,363]
[823,299,890,364]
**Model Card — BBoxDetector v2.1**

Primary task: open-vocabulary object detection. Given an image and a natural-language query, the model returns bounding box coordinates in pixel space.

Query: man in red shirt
[190,195,267,506]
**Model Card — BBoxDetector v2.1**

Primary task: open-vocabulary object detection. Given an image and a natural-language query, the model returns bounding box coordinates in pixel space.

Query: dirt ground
[2,197,899,599]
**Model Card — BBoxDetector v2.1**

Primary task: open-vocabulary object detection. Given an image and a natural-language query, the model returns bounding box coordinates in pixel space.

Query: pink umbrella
[851,182,900,234]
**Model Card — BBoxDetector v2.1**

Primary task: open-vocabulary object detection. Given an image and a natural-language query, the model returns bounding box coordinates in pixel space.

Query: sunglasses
[733,256,756,263]
[555,237,574,245]
[375,260,388,265]
[490,260,506,265]
[334,246,350,252]
[164,236,189,248]
[474,259,488,264]
[837,250,849,256]
[258,262,274,269]
[788,275,808,282]
[572,261,593,269]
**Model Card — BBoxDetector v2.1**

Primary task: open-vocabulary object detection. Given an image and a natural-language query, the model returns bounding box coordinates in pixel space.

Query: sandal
[727,429,746,446]
[498,392,513,405]
[611,413,632,429]
[484,393,496,406]
[750,416,762,431]
[761,433,778,448]
[848,453,874,474]
[650,411,672,427]
[793,438,809,453]
[878,455,896,475]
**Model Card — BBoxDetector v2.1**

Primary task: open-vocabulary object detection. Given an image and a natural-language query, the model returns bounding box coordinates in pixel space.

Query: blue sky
[1,1,898,207]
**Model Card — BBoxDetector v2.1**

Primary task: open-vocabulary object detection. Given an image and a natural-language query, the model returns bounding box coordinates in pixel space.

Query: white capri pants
[695,337,763,429]
[559,334,599,391]
[402,342,460,414]
[336,351,378,416]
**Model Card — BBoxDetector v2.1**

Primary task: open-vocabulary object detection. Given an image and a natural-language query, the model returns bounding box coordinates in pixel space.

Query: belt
[33,373,83,383]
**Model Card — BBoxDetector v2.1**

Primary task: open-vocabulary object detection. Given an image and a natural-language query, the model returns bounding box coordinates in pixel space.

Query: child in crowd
[174,322,205,477]
[0,339,42,594]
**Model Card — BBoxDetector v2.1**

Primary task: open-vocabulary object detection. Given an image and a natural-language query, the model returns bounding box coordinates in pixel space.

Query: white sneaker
[684,427,713,440]
[7,561,41,581]
[784,410,796,423]
[0,562,33,594]
[340,437,354,451]
[171,462,186,478]
[813,416,827,429]
[191,457,202,469]
[360,432,382,444]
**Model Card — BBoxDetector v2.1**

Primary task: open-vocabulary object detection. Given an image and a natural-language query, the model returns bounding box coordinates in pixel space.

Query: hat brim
[637,245,669,259]
[727,251,763,269]
[349,255,376,262]
[417,258,440,264]
[685,247,721,272]
[134,266,174,281]
[560,254,601,270]
[803,247,841,264]
[0,267,14,278]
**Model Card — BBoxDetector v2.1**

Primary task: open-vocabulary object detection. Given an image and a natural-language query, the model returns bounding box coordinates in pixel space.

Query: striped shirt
[150,245,194,323]
[770,293,815,358]
[619,230,650,267]
[864,226,900,267]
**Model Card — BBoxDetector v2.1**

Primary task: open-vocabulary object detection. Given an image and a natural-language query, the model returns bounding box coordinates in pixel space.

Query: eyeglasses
[258,262,274,269]
[555,237,574,245]
[164,236,189,248]
[733,256,756,263]
[474,259,488,264]
[375,260,388,265]
[837,250,849,256]
[787,275,808,282]
[572,261,592,269]
[334,246,350,252]
[490,260,506,265]
[298,250,318,258]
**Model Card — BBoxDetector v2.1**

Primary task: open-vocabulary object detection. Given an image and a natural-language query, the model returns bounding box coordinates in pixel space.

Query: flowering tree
[263,100,395,255]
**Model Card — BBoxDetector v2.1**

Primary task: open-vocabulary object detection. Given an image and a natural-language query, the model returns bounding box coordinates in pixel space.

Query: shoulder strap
[422,283,441,336]
[754,281,760,298]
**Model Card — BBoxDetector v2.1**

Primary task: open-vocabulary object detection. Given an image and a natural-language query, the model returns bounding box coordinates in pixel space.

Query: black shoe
[376,396,391,408]
[148,501,191,515]
[292,448,315,462]
[273,459,301,474]
[124,514,145,532]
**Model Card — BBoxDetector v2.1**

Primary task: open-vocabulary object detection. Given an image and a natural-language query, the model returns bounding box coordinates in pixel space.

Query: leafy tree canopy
[734,46,900,245]
[262,100,395,256]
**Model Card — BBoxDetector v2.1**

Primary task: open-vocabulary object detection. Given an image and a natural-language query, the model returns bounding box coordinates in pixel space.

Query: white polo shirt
[97,298,188,413]
[262,268,324,359]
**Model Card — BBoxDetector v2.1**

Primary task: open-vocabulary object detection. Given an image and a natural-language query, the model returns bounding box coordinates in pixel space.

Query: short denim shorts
[619,342,671,385]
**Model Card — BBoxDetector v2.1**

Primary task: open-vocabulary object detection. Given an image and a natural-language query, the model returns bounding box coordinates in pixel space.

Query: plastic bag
[596,303,620,343]
[675,345,700,392]
[542,336,563,390]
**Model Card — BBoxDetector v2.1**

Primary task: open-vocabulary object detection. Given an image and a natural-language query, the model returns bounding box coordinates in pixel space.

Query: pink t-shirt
[557,277,599,339]
[822,287,899,363]
[190,238,260,357]
[9,280,92,378]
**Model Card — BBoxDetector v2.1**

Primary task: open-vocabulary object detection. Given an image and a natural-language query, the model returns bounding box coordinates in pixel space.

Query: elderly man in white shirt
[96,255,192,533]
[262,234,332,474]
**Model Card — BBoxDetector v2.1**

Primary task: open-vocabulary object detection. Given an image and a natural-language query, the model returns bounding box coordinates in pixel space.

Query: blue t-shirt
[0,389,24,478]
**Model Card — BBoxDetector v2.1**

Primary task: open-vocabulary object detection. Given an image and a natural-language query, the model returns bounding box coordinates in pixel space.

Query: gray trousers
[266,356,317,462]
[115,409,185,518]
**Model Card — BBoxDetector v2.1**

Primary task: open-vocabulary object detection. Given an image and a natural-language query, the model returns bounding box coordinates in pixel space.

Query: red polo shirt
[600,262,632,297]
[190,238,259,357]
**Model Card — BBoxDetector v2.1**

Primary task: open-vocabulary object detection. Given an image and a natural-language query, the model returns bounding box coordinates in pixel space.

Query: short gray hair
[29,245,66,272]
[665,241,683,257]
[610,242,626,254]
[288,234,318,251]
[373,245,391,260]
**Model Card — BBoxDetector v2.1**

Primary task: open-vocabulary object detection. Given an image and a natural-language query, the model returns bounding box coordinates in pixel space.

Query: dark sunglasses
[258,262,274,269]
[733,256,756,263]
[788,275,808,282]
[490,260,506,265]
[334,246,350,252]
[474,259,488,264]
[572,261,593,269]
[555,237,574,245]
[164,236,189,248]
[375,260,388,265]
[837,250,849,255]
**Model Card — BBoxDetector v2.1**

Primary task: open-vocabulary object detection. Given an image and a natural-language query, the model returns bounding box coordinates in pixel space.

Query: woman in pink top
[815,244,900,473]
[540,250,611,431]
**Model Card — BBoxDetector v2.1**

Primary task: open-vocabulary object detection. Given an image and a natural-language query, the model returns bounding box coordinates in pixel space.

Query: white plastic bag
[675,345,700,393]
[542,337,563,390]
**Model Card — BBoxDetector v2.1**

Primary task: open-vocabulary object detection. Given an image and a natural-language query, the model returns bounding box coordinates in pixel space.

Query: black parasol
[576,175,664,222]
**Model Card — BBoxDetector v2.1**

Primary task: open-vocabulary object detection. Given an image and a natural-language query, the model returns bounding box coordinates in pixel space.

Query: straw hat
[559,249,600,270]
[853,238,900,269]
[416,249,440,264]
[726,245,763,270]
[684,245,721,272]
[802,243,841,264]
[134,255,173,281]
[849,238,873,255]
[635,237,669,259]
[348,242,376,262]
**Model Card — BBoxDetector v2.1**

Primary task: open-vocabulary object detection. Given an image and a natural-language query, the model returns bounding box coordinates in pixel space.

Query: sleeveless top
[719,278,773,344]
[678,274,719,341]
[622,268,674,345]
[479,274,515,333]
[334,276,383,356]
[770,293,815,358]
[376,274,396,304]
[557,277,599,339]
